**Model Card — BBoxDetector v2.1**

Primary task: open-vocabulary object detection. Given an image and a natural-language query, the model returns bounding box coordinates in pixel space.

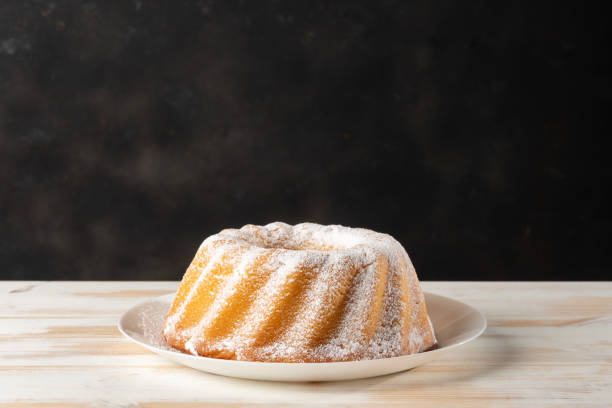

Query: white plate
[118,292,486,382]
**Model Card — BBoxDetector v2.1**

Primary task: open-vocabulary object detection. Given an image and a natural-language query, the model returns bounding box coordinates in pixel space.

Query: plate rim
[117,291,487,368]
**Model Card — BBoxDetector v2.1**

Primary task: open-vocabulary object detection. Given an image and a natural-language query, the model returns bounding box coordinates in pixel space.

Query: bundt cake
[163,222,436,362]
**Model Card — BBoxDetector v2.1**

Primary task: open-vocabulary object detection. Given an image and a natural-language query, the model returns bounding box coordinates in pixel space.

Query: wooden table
[1,281,610,407]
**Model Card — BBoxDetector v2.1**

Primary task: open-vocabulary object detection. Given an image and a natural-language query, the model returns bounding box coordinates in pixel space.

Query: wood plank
[0,281,610,406]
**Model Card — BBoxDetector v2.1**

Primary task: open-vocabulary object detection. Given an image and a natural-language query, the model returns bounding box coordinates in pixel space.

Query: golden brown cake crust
[163,222,436,362]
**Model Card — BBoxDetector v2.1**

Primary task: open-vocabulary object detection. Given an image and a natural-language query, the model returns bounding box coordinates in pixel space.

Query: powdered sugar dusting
[163,222,436,362]
[130,301,176,352]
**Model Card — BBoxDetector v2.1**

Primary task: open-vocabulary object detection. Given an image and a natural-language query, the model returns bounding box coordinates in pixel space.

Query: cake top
[206,221,404,257]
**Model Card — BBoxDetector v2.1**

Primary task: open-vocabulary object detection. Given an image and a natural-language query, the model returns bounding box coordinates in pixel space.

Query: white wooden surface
[0,281,610,407]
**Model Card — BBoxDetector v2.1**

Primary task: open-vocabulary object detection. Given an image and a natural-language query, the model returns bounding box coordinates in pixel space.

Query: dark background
[1,1,610,281]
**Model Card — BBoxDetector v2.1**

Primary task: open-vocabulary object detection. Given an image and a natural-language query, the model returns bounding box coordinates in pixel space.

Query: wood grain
[0,281,610,407]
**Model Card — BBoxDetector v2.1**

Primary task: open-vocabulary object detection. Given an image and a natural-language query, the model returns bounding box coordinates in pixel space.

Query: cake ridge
[235,251,308,350]
[325,259,387,358]
[185,246,268,346]
[164,248,226,337]
[270,251,359,359]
